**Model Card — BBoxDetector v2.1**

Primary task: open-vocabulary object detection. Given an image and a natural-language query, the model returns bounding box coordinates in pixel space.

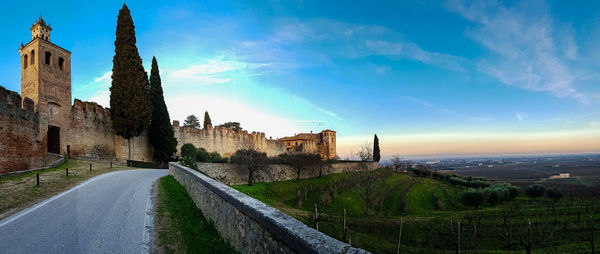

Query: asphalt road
[0,169,168,254]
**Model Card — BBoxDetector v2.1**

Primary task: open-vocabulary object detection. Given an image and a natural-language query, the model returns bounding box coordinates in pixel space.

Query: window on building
[30,50,35,65]
[23,55,28,69]
[45,51,52,65]
[59,58,64,71]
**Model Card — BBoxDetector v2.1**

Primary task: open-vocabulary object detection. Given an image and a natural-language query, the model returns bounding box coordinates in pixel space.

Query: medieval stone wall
[169,162,368,253]
[69,99,153,162]
[173,122,287,158]
[0,86,48,173]
[195,161,378,185]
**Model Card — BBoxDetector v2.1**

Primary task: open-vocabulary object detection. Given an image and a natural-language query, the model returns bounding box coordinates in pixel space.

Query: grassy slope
[155,175,237,254]
[0,158,129,220]
[233,169,599,254]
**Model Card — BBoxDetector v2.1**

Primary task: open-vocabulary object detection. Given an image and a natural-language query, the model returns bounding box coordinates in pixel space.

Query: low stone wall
[169,162,368,254]
[196,161,378,185]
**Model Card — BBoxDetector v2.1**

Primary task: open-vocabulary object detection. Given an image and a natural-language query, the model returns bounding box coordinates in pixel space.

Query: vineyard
[233,168,599,253]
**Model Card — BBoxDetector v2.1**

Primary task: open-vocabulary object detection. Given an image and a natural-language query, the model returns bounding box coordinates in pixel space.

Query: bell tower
[19,16,72,155]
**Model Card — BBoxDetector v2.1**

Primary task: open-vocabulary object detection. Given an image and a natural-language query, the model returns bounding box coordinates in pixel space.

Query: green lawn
[233,168,600,254]
[155,175,237,254]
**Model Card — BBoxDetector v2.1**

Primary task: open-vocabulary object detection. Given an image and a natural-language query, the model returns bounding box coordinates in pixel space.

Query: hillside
[233,168,599,253]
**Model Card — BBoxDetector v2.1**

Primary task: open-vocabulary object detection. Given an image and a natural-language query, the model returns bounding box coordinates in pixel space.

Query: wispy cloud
[291,95,342,120]
[236,18,464,72]
[446,0,593,102]
[399,95,455,115]
[515,112,528,121]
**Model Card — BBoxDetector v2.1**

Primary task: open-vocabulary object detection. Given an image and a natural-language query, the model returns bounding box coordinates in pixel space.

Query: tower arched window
[45,51,52,65]
[30,50,35,65]
[58,58,64,71]
[23,54,28,69]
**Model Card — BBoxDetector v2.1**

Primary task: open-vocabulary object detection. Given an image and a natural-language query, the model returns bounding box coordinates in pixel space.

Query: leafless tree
[286,152,321,180]
[356,143,377,213]
[230,142,268,186]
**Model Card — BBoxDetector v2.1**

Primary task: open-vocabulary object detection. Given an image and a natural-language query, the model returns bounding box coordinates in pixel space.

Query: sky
[1,0,599,159]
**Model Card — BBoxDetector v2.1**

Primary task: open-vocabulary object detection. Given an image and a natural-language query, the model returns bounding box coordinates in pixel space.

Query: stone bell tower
[18,16,72,155]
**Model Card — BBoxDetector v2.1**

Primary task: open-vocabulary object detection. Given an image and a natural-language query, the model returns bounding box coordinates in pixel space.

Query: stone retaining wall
[196,161,378,185]
[169,162,368,254]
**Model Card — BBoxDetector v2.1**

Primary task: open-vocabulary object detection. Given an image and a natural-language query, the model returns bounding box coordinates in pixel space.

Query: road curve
[0,169,168,254]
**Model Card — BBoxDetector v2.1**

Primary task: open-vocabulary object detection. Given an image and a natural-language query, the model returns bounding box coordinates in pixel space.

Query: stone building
[278,130,336,159]
[0,17,336,174]
[19,16,72,155]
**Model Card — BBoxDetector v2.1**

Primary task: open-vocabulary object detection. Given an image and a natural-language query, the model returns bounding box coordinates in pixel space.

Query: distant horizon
[376,151,600,162]
[0,1,599,157]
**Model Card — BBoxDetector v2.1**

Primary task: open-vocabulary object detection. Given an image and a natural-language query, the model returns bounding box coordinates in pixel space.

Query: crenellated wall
[172,121,287,158]
[69,99,153,162]
[0,86,48,173]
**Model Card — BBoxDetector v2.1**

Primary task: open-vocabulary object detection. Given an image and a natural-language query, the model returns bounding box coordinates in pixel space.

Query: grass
[0,158,130,220]
[233,168,600,254]
[155,175,236,254]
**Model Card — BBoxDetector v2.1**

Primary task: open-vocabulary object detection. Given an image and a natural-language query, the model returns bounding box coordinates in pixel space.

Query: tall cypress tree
[203,111,212,129]
[373,134,381,162]
[110,4,151,160]
[148,56,177,165]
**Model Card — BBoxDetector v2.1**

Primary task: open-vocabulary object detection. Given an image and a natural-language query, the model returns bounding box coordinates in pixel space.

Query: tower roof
[30,15,52,31]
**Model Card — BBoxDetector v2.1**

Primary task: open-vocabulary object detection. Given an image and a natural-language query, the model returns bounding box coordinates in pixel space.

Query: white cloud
[447,0,590,102]
[364,40,464,71]
[94,71,112,83]
[87,90,110,108]
[165,94,303,139]
[291,96,342,120]
[515,112,528,121]
[238,18,464,72]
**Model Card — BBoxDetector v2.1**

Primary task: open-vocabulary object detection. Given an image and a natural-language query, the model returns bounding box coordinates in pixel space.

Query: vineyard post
[66,168,68,177]
[36,173,39,186]
[343,208,347,242]
[314,203,319,231]
[396,218,403,254]
[297,190,301,208]
[591,215,595,254]
[457,221,460,254]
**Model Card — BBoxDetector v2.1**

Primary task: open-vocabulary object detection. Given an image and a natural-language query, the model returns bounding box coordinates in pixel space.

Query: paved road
[0,169,168,254]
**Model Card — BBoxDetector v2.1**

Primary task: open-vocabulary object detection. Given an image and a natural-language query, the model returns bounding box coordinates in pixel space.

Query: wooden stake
[314,203,319,231]
[457,221,460,254]
[343,208,347,242]
[396,218,403,254]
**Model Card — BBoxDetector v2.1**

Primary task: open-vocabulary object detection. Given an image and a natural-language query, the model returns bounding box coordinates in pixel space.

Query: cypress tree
[148,56,177,165]
[203,111,212,129]
[110,3,151,160]
[373,134,381,162]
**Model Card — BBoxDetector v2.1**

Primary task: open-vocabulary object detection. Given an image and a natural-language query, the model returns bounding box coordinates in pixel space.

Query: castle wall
[0,86,48,173]
[173,123,287,158]
[69,99,153,162]
[195,161,378,185]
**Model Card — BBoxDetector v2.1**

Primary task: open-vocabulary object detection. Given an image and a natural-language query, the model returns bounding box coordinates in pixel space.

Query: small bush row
[181,143,228,163]
[461,183,520,208]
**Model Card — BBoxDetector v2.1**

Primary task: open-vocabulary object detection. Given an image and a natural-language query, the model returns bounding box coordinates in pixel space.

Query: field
[233,168,599,253]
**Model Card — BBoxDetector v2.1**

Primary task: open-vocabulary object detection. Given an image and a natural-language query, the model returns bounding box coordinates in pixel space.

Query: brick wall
[0,86,47,173]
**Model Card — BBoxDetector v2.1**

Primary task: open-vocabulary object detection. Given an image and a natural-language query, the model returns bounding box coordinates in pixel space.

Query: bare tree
[356,143,377,213]
[286,153,321,180]
[230,142,268,186]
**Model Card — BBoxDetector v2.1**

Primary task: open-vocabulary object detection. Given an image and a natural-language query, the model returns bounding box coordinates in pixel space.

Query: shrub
[181,143,197,159]
[196,148,209,162]
[179,156,198,170]
[525,184,545,201]
[413,166,432,177]
[487,187,508,205]
[462,189,486,209]
[468,180,490,188]
[547,187,563,200]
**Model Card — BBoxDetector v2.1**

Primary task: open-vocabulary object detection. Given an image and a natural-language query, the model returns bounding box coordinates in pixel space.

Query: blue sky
[1,0,599,159]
